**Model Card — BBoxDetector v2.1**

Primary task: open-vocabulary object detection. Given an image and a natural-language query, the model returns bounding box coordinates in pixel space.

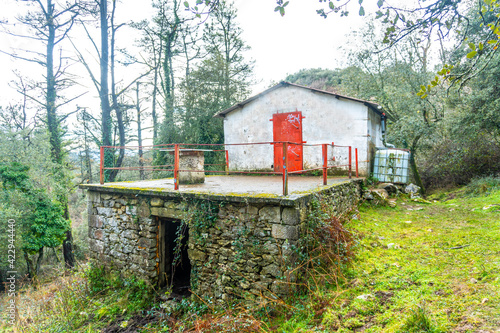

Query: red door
[272,111,303,172]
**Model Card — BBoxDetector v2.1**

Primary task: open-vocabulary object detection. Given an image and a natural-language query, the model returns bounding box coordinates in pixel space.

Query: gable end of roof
[214,81,385,118]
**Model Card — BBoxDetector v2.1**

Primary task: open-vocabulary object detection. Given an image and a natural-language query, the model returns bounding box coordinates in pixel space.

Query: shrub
[85,262,154,312]
[420,137,500,189]
[463,175,500,196]
[86,262,109,294]
[298,197,357,291]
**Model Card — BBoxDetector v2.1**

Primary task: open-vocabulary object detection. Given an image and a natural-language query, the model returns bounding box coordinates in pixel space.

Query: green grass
[277,189,500,332]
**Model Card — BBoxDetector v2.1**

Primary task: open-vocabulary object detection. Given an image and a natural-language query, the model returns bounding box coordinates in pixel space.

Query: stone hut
[82,179,362,301]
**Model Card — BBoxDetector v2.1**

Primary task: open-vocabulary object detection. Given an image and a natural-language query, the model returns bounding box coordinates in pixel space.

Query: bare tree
[0,0,83,269]
[74,0,150,182]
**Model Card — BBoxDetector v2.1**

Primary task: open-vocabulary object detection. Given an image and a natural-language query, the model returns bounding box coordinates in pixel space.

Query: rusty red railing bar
[290,165,355,173]
[322,143,328,185]
[147,164,175,168]
[355,148,359,178]
[99,146,104,185]
[102,164,174,169]
[99,140,359,149]
[282,142,289,196]
[99,142,362,193]
[180,141,274,146]
[109,169,175,172]
[102,167,175,171]
[174,144,180,190]
[225,150,229,175]
[173,167,355,175]
[203,170,281,175]
[100,144,175,150]
[301,143,331,147]
[100,140,334,150]
[288,167,324,174]
[164,169,282,175]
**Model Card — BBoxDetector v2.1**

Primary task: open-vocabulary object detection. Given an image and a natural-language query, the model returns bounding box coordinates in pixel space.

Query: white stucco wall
[367,107,385,166]
[223,85,383,176]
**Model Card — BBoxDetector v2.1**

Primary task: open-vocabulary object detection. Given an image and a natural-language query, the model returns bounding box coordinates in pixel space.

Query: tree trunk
[62,206,75,269]
[152,63,159,144]
[108,107,125,182]
[46,0,75,270]
[100,0,113,182]
[52,247,61,263]
[409,152,425,196]
[107,1,125,182]
[84,127,93,183]
[35,247,44,276]
[137,82,145,180]
[46,0,62,165]
[410,135,426,196]
[24,251,34,281]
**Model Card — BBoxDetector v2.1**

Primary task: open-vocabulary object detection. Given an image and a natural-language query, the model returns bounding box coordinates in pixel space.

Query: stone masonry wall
[87,191,156,278]
[85,180,362,302]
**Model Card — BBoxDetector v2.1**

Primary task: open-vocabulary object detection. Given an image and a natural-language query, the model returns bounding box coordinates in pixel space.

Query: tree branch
[0,49,45,66]
[56,92,88,110]
[69,37,101,94]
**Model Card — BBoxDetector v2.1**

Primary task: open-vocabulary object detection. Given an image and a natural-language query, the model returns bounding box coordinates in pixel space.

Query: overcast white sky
[235,0,375,91]
[0,0,382,107]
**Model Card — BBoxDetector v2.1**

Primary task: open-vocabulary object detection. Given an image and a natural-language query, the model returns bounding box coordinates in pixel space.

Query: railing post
[225,149,229,175]
[322,143,328,185]
[99,146,104,185]
[355,148,359,178]
[174,144,180,190]
[282,142,288,196]
[348,146,352,179]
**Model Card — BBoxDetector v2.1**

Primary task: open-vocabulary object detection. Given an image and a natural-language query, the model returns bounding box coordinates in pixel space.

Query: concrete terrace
[81,175,363,201]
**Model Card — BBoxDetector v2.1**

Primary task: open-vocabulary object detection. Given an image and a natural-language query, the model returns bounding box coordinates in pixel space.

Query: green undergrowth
[2,263,155,332]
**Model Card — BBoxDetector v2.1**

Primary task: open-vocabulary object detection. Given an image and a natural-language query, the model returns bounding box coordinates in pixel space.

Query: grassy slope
[279,191,500,332]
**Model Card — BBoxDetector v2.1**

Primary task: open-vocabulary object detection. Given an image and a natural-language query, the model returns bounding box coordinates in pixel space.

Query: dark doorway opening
[158,217,191,298]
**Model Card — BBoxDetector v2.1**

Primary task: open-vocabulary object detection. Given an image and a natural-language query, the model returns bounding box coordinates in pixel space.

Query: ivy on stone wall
[298,194,358,291]
[180,199,220,246]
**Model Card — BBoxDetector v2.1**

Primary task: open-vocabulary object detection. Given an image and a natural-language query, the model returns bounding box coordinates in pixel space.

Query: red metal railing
[99,141,361,195]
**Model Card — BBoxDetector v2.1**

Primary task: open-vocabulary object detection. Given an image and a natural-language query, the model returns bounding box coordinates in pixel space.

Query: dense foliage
[0,128,71,285]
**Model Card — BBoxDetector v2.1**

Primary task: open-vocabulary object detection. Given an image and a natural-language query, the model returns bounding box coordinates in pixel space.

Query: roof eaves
[284,82,384,115]
[214,81,386,118]
[213,82,287,118]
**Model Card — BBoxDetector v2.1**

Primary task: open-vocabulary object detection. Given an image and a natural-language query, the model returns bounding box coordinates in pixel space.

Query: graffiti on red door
[272,111,303,172]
